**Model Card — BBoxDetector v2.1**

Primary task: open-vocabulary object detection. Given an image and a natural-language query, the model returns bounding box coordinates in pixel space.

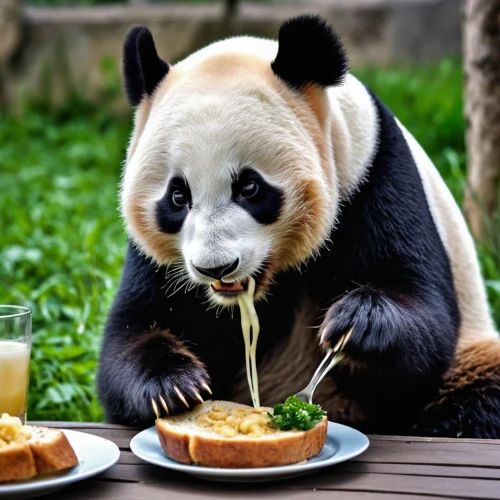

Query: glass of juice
[0,306,32,423]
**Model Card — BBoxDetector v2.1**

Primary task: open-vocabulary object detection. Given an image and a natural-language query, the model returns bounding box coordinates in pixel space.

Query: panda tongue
[213,281,244,291]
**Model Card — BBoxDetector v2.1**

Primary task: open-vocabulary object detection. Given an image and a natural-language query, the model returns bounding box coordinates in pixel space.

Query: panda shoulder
[327,73,380,196]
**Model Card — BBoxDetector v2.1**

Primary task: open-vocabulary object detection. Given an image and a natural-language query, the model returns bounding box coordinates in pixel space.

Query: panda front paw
[116,329,211,426]
[146,358,211,419]
[319,286,397,359]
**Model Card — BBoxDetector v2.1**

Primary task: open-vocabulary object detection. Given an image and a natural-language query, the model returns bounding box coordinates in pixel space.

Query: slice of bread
[0,414,78,483]
[26,426,79,476]
[156,400,328,468]
[0,441,37,483]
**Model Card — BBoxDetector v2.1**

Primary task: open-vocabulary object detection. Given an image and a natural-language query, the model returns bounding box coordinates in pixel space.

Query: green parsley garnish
[268,395,327,431]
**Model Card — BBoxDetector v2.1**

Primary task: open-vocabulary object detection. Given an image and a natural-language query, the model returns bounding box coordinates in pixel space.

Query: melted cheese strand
[244,279,260,409]
[237,277,261,408]
[237,293,255,407]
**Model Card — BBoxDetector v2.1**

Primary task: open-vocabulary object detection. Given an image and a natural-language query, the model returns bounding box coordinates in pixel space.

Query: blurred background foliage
[25,0,218,4]
[26,0,121,4]
[0,57,499,422]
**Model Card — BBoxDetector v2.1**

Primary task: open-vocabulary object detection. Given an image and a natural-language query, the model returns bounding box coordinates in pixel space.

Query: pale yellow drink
[0,340,31,419]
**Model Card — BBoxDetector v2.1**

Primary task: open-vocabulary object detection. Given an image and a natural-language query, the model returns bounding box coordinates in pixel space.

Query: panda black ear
[123,26,170,106]
[271,15,348,90]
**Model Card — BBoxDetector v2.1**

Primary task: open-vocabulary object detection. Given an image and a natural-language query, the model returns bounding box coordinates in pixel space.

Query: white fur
[324,77,497,344]
[122,33,496,340]
[121,37,333,305]
[327,74,379,198]
[398,121,498,344]
[174,36,279,71]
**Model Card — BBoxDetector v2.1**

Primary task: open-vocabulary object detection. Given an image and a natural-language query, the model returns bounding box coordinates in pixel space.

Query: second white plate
[131,422,369,482]
[0,429,120,500]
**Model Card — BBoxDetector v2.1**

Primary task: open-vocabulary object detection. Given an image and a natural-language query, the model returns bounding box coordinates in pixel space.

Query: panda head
[120,15,348,306]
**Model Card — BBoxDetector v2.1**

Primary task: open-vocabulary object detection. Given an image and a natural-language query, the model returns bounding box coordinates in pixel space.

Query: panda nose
[193,258,240,280]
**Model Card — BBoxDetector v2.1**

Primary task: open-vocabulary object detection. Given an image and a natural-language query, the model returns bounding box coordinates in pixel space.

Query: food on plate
[0,413,78,483]
[268,395,327,431]
[155,400,327,468]
[0,414,36,482]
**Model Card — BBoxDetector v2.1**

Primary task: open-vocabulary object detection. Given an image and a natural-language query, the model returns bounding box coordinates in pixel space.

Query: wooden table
[34,422,500,500]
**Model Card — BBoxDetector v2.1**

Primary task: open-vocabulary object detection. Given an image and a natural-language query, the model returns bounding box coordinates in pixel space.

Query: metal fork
[295,328,353,404]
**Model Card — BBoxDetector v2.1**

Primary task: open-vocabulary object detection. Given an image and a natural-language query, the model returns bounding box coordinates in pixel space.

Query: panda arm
[97,243,210,427]
[320,284,457,383]
[319,92,460,385]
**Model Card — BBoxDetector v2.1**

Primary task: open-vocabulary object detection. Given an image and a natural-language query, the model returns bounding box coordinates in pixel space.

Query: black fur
[232,169,283,225]
[413,377,500,439]
[156,176,191,234]
[315,90,460,433]
[99,20,499,436]
[98,241,305,426]
[123,26,169,106]
[194,259,239,280]
[98,89,464,433]
[97,247,211,426]
[271,15,348,90]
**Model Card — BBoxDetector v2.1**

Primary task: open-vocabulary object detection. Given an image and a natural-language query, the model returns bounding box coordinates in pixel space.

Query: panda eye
[172,190,188,207]
[241,181,259,198]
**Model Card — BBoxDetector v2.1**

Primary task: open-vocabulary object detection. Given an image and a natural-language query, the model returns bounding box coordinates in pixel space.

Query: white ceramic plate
[130,422,369,482]
[0,429,120,499]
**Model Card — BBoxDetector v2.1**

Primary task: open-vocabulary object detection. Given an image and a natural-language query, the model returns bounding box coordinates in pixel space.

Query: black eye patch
[156,176,191,234]
[232,169,283,225]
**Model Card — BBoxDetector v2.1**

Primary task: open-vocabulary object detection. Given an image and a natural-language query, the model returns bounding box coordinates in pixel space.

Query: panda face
[121,56,337,305]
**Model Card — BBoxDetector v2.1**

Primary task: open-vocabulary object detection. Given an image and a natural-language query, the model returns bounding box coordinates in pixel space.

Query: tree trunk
[0,0,20,69]
[0,0,21,109]
[224,0,239,19]
[463,0,500,240]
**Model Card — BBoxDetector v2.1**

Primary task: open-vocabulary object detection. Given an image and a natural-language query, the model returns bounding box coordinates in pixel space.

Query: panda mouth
[211,279,249,295]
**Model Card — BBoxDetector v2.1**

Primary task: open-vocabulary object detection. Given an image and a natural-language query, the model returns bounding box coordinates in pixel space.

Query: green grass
[0,103,131,421]
[0,58,498,422]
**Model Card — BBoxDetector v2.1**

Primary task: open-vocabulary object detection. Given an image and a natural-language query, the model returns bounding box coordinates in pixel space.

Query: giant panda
[97,15,500,438]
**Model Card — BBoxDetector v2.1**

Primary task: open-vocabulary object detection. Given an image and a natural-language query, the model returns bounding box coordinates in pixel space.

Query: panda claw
[193,389,204,405]
[159,394,169,415]
[201,382,212,395]
[174,385,190,408]
[151,398,160,419]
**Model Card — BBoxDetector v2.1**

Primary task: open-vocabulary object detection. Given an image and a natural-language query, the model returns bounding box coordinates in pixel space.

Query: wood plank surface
[31,421,138,430]
[335,462,500,480]
[354,441,500,467]
[289,472,500,499]
[26,422,500,499]
[367,435,500,445]
[95,460,500,484]
[64,428,137,449]
[48,479,461,500]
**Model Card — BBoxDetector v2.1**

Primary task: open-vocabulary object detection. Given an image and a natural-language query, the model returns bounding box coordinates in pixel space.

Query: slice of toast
[0,414,78,483]
[0,441,37,483]
[0,413,37,482]
[156,400,328,468]
[26,426,79,476]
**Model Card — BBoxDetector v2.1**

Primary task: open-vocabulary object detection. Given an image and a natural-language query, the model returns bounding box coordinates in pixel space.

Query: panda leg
[413,337,500,439]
